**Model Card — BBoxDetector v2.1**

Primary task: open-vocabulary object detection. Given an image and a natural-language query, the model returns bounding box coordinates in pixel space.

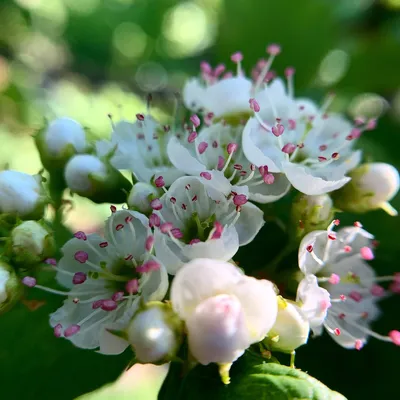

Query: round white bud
[127,302,182,364]
[0,170,45,218]
[264,297,310,353]
[0,261,22,314]
[127,183,160,213]
[12,221,54,265]
[291,193,334,240]
[45,117,86,157]
[333,163,400,216]
[65,154,107,193]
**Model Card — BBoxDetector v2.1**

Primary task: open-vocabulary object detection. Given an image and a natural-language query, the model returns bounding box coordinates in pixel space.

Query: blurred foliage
[0,0,400,399]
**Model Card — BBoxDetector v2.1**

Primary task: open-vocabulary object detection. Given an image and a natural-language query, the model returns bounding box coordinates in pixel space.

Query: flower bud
[35,117,87,171]
[127,183,160,214]
[0,170,47,219]
[333,163,399,216]
[64,154,132,203]
[264,297,309,353]
[11,221,55,266]
[0,261,23,314]
[291,193,334,240]
[127,301,183,365]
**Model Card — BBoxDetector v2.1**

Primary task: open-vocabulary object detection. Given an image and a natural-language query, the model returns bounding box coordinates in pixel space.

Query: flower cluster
[1,44,400,385]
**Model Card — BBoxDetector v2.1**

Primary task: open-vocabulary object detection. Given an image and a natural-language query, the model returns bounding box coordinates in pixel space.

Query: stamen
[155,176,165,188]
[249,98,260,112]
[198,142,208,154]
[74,231,87,240]
[360,247,374,260]
[22,276,37,287]
[233,194,248,206]
[137,260,160,273]
[282,143,296,154]
[200,171,212,180]
[190,114,200,128]
[145,235,154,252]
[73,272,87,285]
[126,279,139,294]
[150,199,163,210]
[64,324,80,337]
[149,213,161,228]
[101,299,118,311]
[54,324,62,338]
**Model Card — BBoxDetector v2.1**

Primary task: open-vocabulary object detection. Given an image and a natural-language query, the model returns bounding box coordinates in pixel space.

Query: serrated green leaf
[159,352,346,400]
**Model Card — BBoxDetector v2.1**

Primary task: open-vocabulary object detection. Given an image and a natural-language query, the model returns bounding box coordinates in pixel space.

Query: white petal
[153,230,185,275]
[170,258,243,320]
[140,257,169,301]
[242,118,282,172]
[181,225,239,262]
[231,277,278,341]
[167,137,205,175]
[298,230,330,275]
[183,79,206,111]
[283,162,351,195]
[186,294,249,364]
[203,77,252,117]
[234,202,264,245]
[248,173,291,203]
[57,234,109,288]
[297,275,330,332]
[201,170,234,199]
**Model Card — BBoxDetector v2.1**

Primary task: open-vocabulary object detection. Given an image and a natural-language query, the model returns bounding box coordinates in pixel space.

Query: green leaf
[159,352,347,400]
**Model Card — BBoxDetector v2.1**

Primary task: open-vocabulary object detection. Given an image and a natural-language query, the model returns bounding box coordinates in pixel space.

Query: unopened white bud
[0,170,46,219]
[12,221,54,265]
[0,261,22,314]
[65,155,107,193]
[127,183,160,213]
[65,154,132,203]
[45,117,86,157]
[291,193,334,240]
[127,302,183,364]
[264,297,309,353]
[333,163,399,216]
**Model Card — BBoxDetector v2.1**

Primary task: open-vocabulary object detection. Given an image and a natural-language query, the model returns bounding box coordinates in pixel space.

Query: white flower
[298,222,399,349]
[333,162,399,216]
[242,79,363,195]
[43,209,168,354]
[65,155,108,193]
[152,176,264,274]
[170,258,278,366]
[127,302,182,364]
[0,170,45,218]
[96,115,183,186]
[182,48,365,196]
[265,297,310,353]
[127,182,160,214]
[167,122,291,203]
[44,117,86,157]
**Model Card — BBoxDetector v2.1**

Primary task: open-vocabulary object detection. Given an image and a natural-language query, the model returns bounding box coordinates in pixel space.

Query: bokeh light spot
[113,23,148,59]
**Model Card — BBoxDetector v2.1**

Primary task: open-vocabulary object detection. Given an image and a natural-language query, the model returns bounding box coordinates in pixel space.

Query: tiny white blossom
[242,80,363,195]
[167,122,291,203]
[334,162,399,216]
[170,259,278,367]
[152,176,264,274]
[96,115,183,186]
[0,170,45,218]
[45,117,86,157]
[28,209,170,354]
[298,222,400,349]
